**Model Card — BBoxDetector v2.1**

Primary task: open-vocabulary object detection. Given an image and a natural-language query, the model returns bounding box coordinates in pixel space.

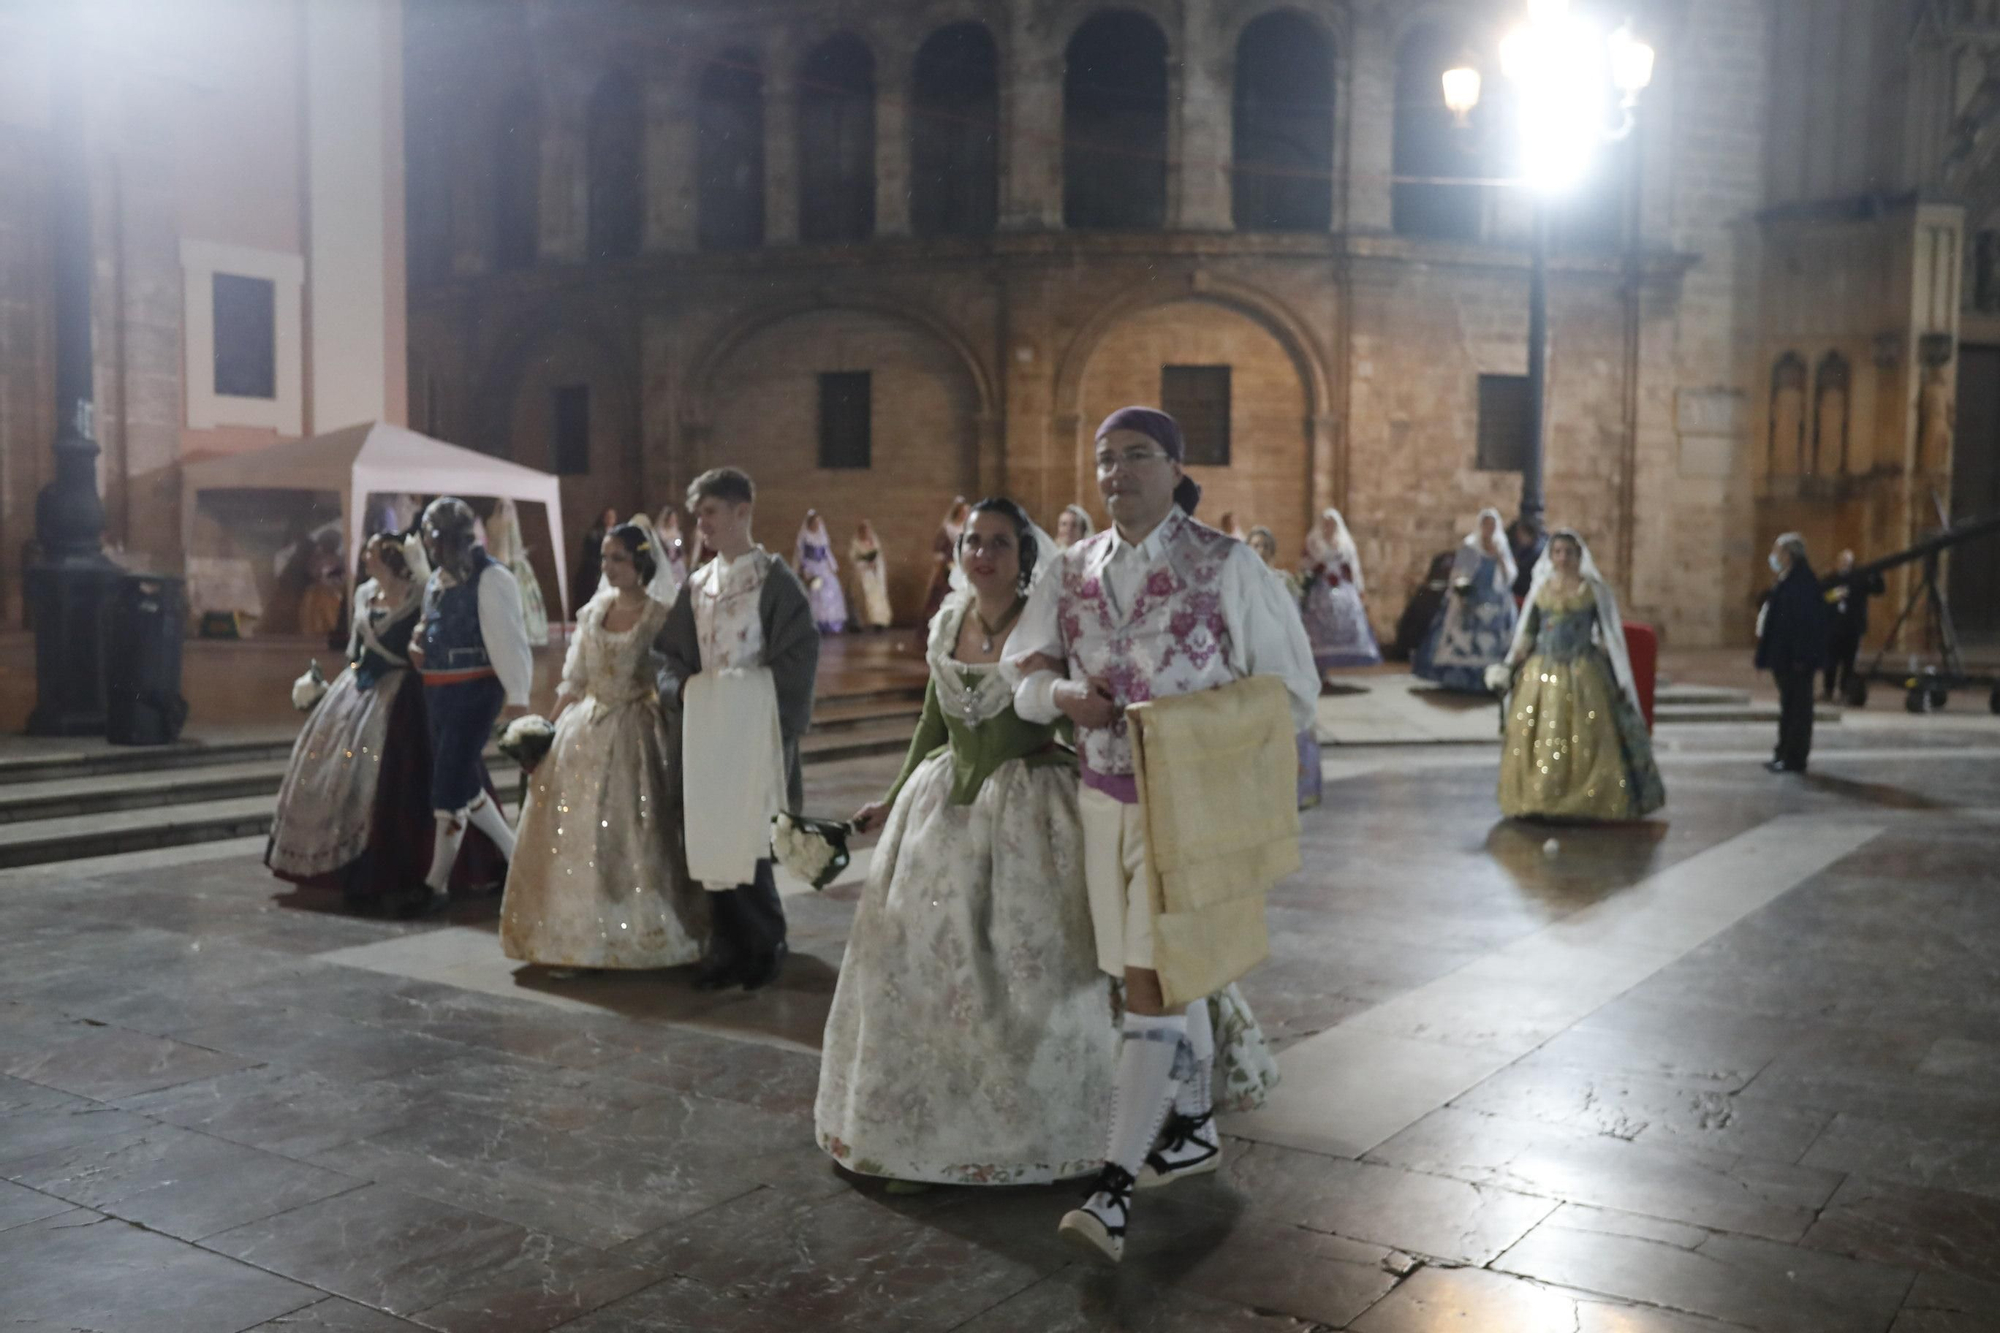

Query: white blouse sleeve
[1222,546,1321,734]
[477,564,535,707]
[1001,575,1066,724]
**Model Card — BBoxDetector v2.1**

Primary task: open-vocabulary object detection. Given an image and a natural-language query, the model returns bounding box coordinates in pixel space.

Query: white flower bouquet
[495,713,556,773]
[771,811,851,891]
[291,659,329,712]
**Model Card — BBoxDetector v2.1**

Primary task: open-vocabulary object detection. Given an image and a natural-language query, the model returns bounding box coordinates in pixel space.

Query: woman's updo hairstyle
[608,521,658,584]
[368,530,413,581]
[962,496,1039,593]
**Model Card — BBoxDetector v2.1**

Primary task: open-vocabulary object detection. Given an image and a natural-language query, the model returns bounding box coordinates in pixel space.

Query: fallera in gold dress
[1499,581,1665,821]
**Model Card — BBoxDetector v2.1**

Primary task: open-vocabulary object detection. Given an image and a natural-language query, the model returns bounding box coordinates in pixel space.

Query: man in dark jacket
[1507,517,1545,602]
[1756,533,1829,772]
[1822,549,1883,702]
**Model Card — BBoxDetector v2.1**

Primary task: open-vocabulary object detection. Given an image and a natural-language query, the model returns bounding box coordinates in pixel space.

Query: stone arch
[1051,0,1186,58]
[910,20,1002,237]
[683,293,997,433]
[1768,352,1807,477]
[477,316,639,604]
[1811,350,1851,478]
[1214,0,1350,57]
[684,300,995,617]
[1063,9,1174,230]
[1231,7,1337,231]
[797,32,878,242]
[1051,274,1336,536]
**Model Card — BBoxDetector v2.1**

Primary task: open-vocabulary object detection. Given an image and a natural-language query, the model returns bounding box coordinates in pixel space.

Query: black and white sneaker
[1057,1164,1133,1264]
[1137,1111,1221,1188]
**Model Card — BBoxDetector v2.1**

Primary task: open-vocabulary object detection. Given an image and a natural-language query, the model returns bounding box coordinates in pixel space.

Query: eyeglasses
[1095,446,1171,474]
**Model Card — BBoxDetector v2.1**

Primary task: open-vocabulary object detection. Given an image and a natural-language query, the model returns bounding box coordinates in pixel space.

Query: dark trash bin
[105,573,189,745]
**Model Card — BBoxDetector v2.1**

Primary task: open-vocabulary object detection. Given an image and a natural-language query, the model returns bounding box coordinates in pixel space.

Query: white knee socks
[1177,999,1214,1118]
[1105,1012,1188,1177]
[465,793,516,861]
[425,810,467,892]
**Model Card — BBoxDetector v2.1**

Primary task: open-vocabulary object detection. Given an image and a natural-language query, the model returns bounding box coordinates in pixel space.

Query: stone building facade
[0,0,408,629]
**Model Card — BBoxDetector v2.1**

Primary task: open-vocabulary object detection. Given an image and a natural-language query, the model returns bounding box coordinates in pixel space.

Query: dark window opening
[799,35,876,243]
[493,90,541,270]
[697,50,765,251]
[552,384,590,476]
[911,23,999,237]
[1161,365,1231,467]
[1392,25,1487,242]
[587,73,644,261]
[213,273,276,400]
[818,372,872,469]
[1064,11,1169,230]
[1476,374,1532,471]
[1232,12,1334,232]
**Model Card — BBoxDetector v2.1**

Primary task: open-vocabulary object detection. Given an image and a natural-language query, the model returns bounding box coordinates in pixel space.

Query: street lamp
[1443,0,1654,532]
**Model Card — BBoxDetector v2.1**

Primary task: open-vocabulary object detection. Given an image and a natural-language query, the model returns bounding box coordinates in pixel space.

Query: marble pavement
[2,708,1999,1331]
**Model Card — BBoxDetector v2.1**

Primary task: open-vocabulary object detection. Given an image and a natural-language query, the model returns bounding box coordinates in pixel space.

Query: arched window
[1769,353,1806,476]
[697,50,765,251]
[1392,23,1485,241]
[1812,352,1851,477]
[587,73,643,261]
[1064,11,1169,230]
[799,34,876,243]
[911,23,999,237]
[493,89,542,269]
[1232,11,1334,232]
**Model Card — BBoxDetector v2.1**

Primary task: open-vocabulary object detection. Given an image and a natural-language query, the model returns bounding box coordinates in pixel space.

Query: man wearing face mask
[1755,533,1829,773]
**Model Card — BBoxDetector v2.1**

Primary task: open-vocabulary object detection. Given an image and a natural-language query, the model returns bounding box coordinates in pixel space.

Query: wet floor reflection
[1482,818,1668,915]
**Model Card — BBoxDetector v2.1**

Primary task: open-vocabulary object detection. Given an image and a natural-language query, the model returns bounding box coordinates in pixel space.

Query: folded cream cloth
[1128,673,1301,1007]
[682,667,785,888]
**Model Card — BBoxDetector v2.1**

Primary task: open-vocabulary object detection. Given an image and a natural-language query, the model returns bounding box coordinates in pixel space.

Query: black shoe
[1058,1163,1134,1264]
[1764,759,1789,773]
[692,951,742,990]
[738,940,788,992]
[394,885,443,920]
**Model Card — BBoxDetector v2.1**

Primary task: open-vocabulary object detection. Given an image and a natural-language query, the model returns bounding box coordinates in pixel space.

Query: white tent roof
[180,421,569,620]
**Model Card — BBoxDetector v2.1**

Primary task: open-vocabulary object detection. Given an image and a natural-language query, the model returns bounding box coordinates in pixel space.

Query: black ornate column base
[25,557,118,737]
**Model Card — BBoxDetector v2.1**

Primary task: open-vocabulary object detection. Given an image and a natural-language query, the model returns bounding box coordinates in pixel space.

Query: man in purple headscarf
[1003,406,1319,1263]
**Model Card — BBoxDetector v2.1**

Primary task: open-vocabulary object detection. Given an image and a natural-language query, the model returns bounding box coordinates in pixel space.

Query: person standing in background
[1823,549,1882,703]
[1757,533,1829,773]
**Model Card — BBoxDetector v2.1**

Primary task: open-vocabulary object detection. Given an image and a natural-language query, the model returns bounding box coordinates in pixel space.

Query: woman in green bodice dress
[1498,529,1665,820]
[816,499,1117,1187]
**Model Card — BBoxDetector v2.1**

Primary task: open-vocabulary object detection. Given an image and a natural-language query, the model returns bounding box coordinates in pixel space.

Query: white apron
[682,667,786,888]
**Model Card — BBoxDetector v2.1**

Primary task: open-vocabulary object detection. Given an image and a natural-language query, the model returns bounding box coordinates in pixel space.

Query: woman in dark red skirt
[266,532,500,914]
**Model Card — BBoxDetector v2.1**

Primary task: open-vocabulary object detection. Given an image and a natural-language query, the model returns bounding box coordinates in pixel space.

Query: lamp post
[25,28,118,736]
[1443,0,1654,533]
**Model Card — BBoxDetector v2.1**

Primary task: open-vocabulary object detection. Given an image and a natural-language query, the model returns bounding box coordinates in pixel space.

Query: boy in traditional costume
[655,468,820,991]
[1005,407,1319,1263]
[409,497,532,913]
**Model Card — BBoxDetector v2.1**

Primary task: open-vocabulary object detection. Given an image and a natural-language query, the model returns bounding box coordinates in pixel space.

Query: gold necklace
[972,595,1025,653]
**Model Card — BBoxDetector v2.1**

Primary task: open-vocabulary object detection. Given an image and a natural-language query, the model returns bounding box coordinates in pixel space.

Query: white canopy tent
[179,421,569,622]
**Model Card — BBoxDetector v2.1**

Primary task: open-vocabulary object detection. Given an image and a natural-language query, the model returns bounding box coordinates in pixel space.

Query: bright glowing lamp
[1608,25,1656,98]
[1442,65,1482,123]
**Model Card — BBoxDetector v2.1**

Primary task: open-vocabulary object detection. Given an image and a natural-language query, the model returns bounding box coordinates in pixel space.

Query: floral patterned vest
[1056,510,1237,799]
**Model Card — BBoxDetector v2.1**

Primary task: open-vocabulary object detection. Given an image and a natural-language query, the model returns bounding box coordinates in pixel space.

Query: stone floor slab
[1352,1265,1741,1333]
[1370,1106,1844,1242]
[201,1183,659,1332]
[1216,1140,1558,1266]
[1802,1174,2000,1286]
[1496,1210,1916,1333]
[5,1121,363,1240]
[0,1208,320,1332]
[247,1297,425,1330]
[611,1185,1051,1333]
